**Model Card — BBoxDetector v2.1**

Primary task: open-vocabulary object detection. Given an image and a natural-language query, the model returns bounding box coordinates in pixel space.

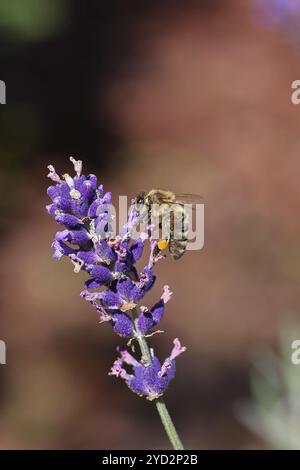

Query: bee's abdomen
[169,238,188,260]
[169,205,189,260]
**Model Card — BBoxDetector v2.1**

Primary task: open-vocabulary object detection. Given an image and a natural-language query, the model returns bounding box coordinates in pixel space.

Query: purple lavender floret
[46,158,185,399]
[137,286,173,334]
[109,339,186,401]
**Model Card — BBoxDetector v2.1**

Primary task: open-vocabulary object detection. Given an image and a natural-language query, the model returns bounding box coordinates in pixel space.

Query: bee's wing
[174,193,204,205]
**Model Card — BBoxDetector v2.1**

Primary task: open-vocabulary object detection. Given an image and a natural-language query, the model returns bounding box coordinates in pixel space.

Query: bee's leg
[153,243,161,258]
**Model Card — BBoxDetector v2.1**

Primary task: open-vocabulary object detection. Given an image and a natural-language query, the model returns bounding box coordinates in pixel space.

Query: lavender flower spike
[46,158,186,450]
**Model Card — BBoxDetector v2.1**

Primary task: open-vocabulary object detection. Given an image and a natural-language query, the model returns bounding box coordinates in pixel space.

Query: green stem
[134,318,184,450]
[155,398,184,450]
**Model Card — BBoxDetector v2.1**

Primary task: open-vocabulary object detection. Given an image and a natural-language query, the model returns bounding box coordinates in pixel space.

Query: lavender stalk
[46,158,186,449]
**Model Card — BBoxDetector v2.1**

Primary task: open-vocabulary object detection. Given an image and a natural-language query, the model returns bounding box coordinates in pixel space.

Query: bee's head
[135,191,146,206]
[136,192,146,203]
[133,192,149,217]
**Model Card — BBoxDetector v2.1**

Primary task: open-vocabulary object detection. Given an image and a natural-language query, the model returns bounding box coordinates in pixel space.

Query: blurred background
[1,0,300,449]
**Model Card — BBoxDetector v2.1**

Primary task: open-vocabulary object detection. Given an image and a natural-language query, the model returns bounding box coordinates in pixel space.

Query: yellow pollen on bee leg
[157,239,169,251]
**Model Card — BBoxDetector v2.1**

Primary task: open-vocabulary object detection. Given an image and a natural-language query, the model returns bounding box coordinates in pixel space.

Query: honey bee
[134,189,203,260]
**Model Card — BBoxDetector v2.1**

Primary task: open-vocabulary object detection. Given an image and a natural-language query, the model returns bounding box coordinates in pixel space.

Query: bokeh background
[1,0,300,449]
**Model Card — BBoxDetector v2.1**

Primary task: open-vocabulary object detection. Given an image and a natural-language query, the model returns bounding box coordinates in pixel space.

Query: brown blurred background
[1,0,300,449]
